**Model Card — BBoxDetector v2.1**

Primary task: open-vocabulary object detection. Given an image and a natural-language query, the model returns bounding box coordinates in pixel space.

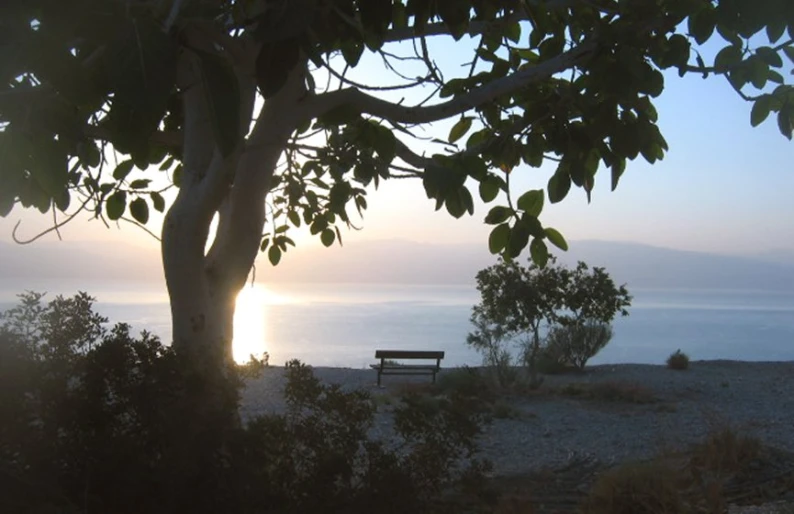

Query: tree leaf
[129,197,149,224]
[130,179,151,189]
[150,192,165,213]
[778,106,792,140]
[197,50,241,157]
[505,22,521,43]
[485,206,512,225]
[449,117,473,143]
[320,228,336,247]
[516,189,544,217]
[547,172,571,204]
[507,222,530,259]
[478,176,500,203]
[489,223,510,254]
[268,245,282,266]
[159,157,175,171]
[106,191,126,220]
[544,228,568,251]
[113,160,135,181]
[751,96,772,127]
[783,47,794,65]
[529,238,549,267]
[756,47,783,68]
[371,125,397,162]
[173,165,183,188]
[714,45,743,72]
[766,20,786,43]
[256,38,301,99]
[287,210,301,227]
[340,39,365,67]
[445,188,466,218]
[688,8,716,45]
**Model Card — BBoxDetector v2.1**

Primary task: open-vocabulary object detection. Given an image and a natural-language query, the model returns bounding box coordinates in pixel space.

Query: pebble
[240,360,794,476]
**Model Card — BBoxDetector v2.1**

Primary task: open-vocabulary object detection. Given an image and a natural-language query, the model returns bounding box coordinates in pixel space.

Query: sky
[1,26,793,266]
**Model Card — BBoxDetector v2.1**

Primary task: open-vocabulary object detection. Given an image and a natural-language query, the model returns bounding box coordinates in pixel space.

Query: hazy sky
[1,30,792,260]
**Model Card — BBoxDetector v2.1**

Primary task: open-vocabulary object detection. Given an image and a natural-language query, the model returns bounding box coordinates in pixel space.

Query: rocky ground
[240,361,794,512]
[241,360,794,477]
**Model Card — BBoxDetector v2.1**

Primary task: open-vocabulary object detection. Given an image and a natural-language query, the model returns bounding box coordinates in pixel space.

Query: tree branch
[302,40,596,125]
[394,138,431,169]
[205,59,310,289]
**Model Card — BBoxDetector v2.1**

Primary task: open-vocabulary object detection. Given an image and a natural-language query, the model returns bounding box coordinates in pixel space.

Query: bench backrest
[375,350,445,360]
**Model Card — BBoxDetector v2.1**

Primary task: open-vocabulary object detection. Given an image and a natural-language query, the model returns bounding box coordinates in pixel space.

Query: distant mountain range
[1,239,793,291]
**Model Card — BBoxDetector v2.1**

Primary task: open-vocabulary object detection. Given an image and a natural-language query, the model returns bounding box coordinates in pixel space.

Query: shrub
[1,291,487,514]
[541,322,613,370]
[666,349,690,370]
[534,349,572,375]
[689,427,762,476]
[582,461,686,514]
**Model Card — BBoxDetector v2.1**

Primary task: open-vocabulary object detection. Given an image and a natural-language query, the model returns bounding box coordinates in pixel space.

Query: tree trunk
[528,326,544,389]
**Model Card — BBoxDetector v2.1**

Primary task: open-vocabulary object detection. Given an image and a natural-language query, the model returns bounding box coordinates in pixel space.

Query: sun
[232,285,269,364]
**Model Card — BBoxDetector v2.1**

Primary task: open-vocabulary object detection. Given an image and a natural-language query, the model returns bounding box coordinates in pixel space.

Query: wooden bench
[370,350,445,386]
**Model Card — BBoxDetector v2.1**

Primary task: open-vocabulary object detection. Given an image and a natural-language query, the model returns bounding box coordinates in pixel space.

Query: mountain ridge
[1,239,792,291]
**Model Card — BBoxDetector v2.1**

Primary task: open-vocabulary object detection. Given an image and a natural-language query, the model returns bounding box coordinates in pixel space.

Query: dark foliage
[543,322,614,370]
[0,292,484,514]
[666,349,690,370]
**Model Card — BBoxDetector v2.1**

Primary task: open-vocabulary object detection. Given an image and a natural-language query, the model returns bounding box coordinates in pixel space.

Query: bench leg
[432,371,437,384]
[377,371,382,387]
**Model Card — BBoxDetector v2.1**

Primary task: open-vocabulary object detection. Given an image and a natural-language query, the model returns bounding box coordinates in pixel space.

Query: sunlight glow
[232,285,269,364]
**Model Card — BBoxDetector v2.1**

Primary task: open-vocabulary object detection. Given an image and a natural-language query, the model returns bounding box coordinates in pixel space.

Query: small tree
[466,310,516,387]
[468,259,631,379]
[468,258,567,387]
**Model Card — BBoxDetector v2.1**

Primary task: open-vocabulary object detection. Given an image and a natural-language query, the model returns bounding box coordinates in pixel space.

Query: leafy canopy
[471,257,631,340]
[1,0,792,264]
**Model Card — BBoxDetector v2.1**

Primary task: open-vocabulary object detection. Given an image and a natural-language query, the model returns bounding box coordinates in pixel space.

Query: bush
[582,461,685,514]
[666,349,690,370]
[543,322,613,370]
[689,427,762,476]
[1,291,487,514]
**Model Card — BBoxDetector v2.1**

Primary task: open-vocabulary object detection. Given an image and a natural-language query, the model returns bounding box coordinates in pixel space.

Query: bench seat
[371,350,445,386]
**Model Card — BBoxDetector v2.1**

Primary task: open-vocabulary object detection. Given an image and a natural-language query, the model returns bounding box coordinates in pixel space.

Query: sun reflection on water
[232,285,272,364]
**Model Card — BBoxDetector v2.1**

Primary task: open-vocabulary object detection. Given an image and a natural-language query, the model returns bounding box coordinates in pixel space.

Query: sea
[1,280,793,368]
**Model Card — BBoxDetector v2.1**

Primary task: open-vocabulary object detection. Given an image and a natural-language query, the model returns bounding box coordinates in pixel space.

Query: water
[1,281,793,368]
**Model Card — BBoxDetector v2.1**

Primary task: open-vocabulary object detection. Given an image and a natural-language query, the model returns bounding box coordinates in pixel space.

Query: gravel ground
[240,360,794,477]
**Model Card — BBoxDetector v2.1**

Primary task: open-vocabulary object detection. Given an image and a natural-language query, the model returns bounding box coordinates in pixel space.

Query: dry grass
[556,380,658,404]
[582,460,687,514]
[390,381,438,397]
[689,427,763,476]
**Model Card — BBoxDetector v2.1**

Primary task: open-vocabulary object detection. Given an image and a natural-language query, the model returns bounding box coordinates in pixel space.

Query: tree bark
[162,51,309,377]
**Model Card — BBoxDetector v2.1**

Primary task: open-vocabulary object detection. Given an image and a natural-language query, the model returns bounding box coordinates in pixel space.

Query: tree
[469,258,566,386]
[469,258,630,378]
[1,0,792,380]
